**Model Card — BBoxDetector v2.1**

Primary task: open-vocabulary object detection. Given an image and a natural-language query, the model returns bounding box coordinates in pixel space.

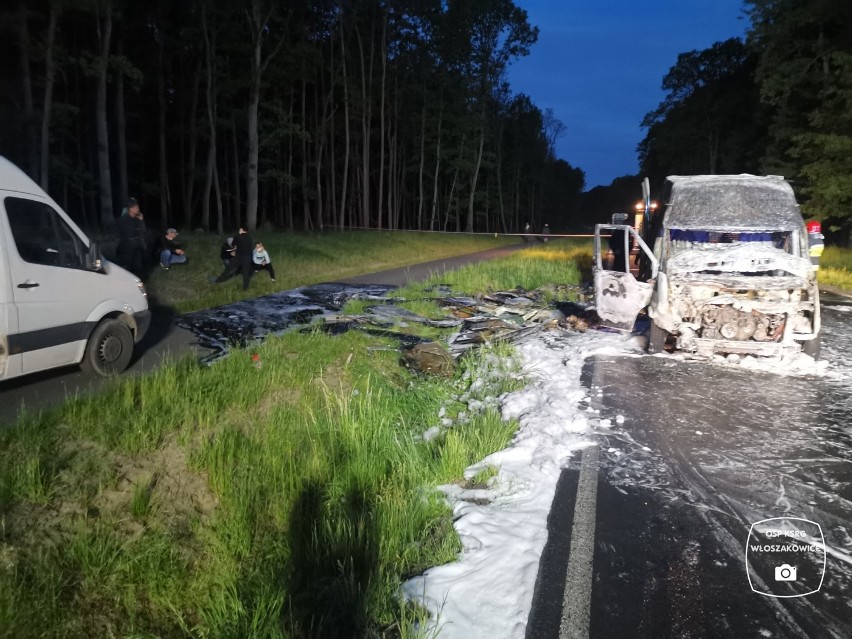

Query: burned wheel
[648,322,669,354]
[801,334,821,360]
[80,319,134,376]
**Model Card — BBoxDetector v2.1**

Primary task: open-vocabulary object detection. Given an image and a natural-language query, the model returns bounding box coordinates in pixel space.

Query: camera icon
[774,564,797,582]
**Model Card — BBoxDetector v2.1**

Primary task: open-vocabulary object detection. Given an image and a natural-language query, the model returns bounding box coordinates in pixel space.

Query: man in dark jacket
[116,197,148,277]
[213,226,254,290]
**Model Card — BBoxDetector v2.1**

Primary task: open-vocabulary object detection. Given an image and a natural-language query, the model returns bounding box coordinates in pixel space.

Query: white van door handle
[17,281,40,289]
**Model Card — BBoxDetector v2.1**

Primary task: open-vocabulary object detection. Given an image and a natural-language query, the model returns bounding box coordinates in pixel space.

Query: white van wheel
[648,322,669,354]
[81,319,134,376]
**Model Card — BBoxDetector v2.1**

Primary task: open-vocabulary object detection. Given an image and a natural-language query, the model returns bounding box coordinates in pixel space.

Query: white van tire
[81,319,134,376]
[648,322,669,354]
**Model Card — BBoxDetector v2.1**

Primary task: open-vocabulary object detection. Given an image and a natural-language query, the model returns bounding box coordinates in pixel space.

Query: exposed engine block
[699,306,784,342]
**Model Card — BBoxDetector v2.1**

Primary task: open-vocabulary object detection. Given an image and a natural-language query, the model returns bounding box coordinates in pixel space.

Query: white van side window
[5,197,87,269]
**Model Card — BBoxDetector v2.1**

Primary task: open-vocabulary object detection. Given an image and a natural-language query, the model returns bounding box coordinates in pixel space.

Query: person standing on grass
[213,226,254,290]
[116,197,148,277]
[252,241,275,282]
[157,228,187,270]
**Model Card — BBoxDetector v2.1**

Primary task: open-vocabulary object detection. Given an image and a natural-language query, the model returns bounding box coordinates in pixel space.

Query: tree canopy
[0,0,586,235]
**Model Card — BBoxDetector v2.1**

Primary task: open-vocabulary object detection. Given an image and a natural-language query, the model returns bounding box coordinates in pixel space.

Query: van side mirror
[86,241,105,272]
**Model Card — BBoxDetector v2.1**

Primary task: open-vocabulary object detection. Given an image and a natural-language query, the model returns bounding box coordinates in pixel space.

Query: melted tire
[648,322,669,354]
[80,319,134,376]
[801,334,821,360]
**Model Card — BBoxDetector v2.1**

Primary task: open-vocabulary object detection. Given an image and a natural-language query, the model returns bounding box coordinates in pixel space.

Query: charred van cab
[0,157,150,380]
[594,174,821,359]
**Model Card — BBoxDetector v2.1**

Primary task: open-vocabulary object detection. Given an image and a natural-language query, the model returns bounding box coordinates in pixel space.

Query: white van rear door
[2,196,97,374]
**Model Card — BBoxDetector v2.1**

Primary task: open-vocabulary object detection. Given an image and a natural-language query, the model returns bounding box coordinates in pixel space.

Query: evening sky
[510,0,749,189]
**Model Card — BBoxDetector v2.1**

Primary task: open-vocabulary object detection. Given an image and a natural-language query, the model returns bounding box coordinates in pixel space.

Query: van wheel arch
[80,317,134,376]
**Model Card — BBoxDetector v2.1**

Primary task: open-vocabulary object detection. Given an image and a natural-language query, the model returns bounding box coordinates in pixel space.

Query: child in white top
[252,242,276,281]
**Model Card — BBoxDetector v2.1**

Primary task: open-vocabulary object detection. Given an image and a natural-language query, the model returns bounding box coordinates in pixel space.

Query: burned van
[594,175,821,358]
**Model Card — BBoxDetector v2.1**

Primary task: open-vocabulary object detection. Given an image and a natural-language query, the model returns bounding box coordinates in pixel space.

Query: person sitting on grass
[156,228,187,270]
[252,241,276,282]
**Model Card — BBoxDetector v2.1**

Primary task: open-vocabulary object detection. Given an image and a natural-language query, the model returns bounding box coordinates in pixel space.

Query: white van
[0,157,150,380]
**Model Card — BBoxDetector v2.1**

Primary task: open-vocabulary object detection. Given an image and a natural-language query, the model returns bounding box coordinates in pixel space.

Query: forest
[634,0,852,243]
[2,1,850,241]
[0,0,587,236]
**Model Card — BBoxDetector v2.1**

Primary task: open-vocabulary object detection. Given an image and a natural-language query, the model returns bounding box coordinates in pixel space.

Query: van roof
[0,156,47,198]
[663,174,804,232]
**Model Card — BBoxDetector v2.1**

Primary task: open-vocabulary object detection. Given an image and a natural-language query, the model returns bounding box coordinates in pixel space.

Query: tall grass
[819,245,852,291]
[0,244,584,637]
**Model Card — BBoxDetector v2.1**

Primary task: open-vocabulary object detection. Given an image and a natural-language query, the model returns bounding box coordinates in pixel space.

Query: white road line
[559,444,600,639]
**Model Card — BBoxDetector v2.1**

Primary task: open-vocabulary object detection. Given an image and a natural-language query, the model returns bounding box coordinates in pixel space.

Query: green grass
[819,245,852,291]
[0,243,586,638]
[132,230,517,313]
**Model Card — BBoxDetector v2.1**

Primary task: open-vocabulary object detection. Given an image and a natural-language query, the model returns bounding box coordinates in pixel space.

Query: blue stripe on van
[7,322,94,355]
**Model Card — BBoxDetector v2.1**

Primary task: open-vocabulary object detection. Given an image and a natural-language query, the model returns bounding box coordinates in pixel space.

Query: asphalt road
[528,298,852,638]
[0,243,528,425]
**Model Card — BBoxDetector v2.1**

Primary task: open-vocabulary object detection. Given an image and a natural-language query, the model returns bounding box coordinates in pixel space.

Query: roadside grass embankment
[0,240,586,638]
[819,245,852,292]
[139,230,517,313]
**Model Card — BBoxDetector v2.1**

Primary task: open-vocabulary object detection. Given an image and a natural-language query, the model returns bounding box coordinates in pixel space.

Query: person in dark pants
[252,242,276,281]
[214,227,254,290]
[116,197,148,278]
[220,236,236,268]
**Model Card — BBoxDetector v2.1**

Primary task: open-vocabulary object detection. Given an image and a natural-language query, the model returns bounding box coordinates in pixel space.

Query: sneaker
[160,264,170,270]
[271,278,276,282]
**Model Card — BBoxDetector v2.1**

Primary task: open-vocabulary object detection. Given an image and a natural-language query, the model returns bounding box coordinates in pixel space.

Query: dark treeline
[0,0,586,235]
[635,0,852,242]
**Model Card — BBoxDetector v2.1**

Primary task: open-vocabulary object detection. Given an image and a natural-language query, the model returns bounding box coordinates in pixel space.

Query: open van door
[593,224,658,331]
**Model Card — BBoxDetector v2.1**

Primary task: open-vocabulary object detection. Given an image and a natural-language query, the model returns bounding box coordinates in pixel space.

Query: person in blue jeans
[158,228,187,269]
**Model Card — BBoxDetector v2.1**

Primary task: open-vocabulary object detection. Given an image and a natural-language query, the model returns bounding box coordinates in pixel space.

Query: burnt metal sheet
[664,175,803,231]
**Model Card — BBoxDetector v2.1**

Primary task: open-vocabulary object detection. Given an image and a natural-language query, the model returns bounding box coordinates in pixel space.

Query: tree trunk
[114,37,128,206]
[417,102,425,230]
[286,92,294,230]
[355,22,374,228]
[466,112,486,232]
[246,25,261,232]
[338,17,351,230]
[300,74,309,229]
[377,12,387,230]
[18,1,37,179]
[201,3,217,232]
[182,58,201,228]
[95,4,114,227]
[231,112,241,226]
[429,100,443,232]
[157,22,170,223]
[39,2,59,191]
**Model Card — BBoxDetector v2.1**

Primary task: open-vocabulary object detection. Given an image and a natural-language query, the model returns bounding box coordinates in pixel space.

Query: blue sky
[509,0,749,189]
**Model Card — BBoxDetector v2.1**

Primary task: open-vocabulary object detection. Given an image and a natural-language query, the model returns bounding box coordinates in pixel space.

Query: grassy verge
[133,230,517,313]
[0,240,586,638]
[819,245,852,292]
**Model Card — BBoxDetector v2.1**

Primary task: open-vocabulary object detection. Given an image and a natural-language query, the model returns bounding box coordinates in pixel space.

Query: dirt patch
[2,437,218,552]
[97,438,218,527]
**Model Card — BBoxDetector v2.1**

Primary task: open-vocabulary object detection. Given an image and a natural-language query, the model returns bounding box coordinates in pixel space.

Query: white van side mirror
[87,241,105,272]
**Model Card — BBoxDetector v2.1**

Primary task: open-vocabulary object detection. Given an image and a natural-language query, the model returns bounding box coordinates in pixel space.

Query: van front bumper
[134,309,152,343]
